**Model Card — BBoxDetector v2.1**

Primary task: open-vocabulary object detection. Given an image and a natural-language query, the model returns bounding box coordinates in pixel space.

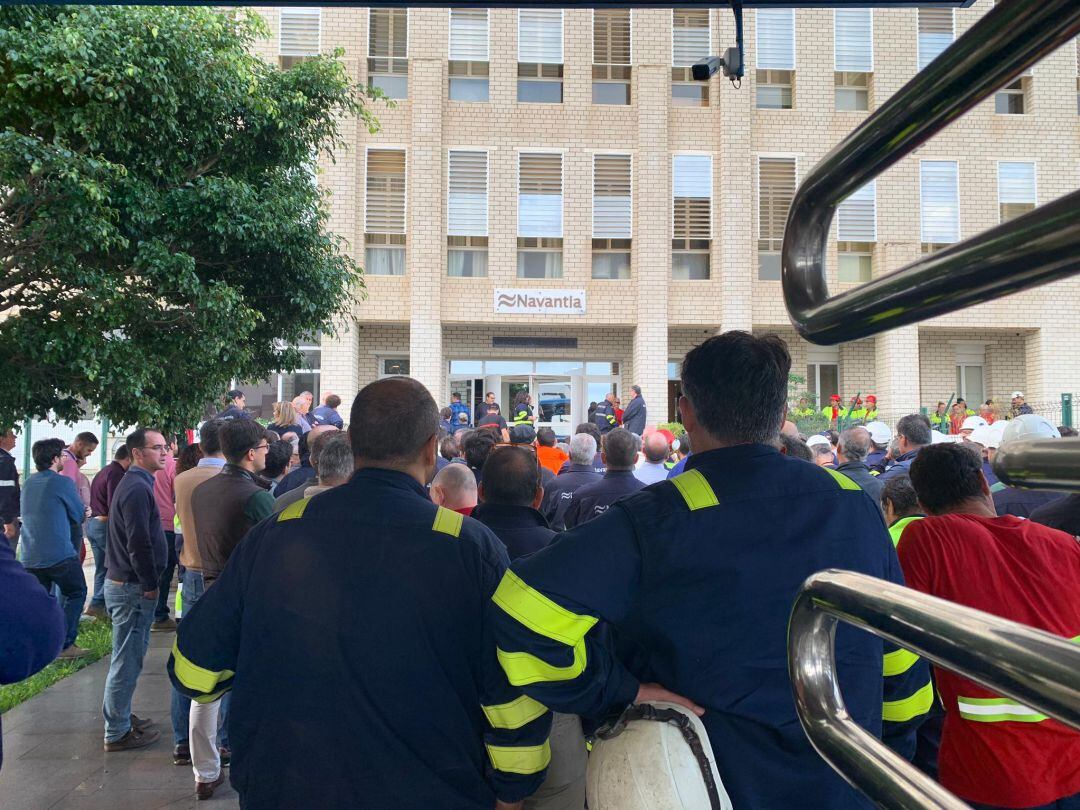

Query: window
[593,154,632,279]
[365,149,406,276]
[381,358,410,377]
[448,150,488,277]
[917,8,953,72]
[994,78,1026,114]
[834,9,872,113]
[920,160,959,252]
[756,9,795,109]
[518,9,563,103]
[998,161,1036,223]
[955,344,985,405]
[758,157,796,279]
[835,73,870,112]
[449,9,489,102]
[279,8,320,69]
[518,153,563,278]
[369,9,408,99]
[672,9,710,107]
[672,154,712,280]
[837,181,875,282]
[593,10,631,105]
[807,363,840,409]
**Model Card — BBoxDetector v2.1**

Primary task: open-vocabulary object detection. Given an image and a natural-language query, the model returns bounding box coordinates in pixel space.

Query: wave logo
[497,293,517,307]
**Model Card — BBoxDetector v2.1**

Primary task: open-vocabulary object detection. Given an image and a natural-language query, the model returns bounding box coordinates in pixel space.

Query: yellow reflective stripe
[883,648,921,677]
[883,681,934,723]
[957,697,1047,723]
[277,497,311,522]
[497,642,587,686]
[824,467,861,491]
[481,694,548,730]
[171,641,234,696]
[193,686,231,705]
[670,469,719,511]
[486,740,552,775]
[492,571,597,646]
[432,506,463,538]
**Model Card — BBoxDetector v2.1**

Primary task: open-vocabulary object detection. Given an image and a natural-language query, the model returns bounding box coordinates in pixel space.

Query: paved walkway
[1,568,239,809]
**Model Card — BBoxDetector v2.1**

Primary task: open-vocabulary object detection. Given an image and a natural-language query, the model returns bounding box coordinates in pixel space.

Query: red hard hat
[830,394,841,401]
[867,395,877,403]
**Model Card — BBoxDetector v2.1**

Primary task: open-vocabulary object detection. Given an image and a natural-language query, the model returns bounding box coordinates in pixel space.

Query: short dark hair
[325,394,342,410]
[32,438,65,471]
[113,445,131,462]
[536,427,556,448]
[220,419,269,464]
[262,440,293,479]
[509,424,536,445]
[780,433,812,462]
[350,377,439,464]
[575,422,602,445]
[440,434,460,461]
[451,392,461,400]
[198,419,224,455]
[631,385,642,396]
[681,331,790,445]
[74,431,99,446]
[909,443,985,515]
[440,407,453,421]
[481,446,540,507]
[177,442,204,475]
[1059,426,1078,438]
[880,475,920,518]
[125,428,159,454]
[462,428,496,471]
[228,389,244,400]
[677,431,692,455]
[602,428,638,469]
[896,414,932,447]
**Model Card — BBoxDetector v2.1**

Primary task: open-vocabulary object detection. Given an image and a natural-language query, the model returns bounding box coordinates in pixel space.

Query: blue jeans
[102,581,155,742]
[170,570,230,746]
[155,530,178,621]
[28,557,87,649]
[85,518,108,608]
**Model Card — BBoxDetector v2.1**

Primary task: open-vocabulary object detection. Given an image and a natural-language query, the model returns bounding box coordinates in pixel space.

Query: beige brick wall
[249,3,1080,421]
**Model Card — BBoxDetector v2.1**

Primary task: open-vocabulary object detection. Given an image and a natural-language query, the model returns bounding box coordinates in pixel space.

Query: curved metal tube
[992,437,1080,492]
[783,0,1080,345]
[789,570,1080,810]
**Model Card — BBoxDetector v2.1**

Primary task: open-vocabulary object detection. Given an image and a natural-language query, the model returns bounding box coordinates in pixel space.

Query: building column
[874,327,921,417]
[633,63,670,428]
[320,315,360,402]
[408,58,445,402]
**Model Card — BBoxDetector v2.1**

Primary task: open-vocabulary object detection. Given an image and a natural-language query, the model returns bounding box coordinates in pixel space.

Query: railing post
[100,416,110,468]
[20,417,32,480]
[1062,394,1073,429]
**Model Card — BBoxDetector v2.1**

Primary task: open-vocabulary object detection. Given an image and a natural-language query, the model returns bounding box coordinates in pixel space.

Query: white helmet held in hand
[960,415,988,433]
[587,702,733,810]
[1001,414,1060,444]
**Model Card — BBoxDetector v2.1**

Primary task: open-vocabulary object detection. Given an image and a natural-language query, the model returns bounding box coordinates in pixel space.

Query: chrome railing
[782,0,1080,346]
[993,437,1080,492]
[789,570,1080,810]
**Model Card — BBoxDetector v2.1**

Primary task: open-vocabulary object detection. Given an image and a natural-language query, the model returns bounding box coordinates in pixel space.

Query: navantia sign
[494,289,586,316]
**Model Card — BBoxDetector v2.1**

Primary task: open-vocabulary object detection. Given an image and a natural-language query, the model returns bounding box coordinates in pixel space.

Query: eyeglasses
[252,443,270,452]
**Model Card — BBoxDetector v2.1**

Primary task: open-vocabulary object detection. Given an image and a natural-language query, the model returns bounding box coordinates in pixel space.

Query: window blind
[593,154,632,239]
[366,150,406,234]
[594,9,631,65]
[672,9,710,68]
[758,157,797,241]
[448,151,488,237]
[837,181,876,241]
[519,153,563,238]
[280,8,320,56]
[917,8,953,71]
[920,160,960,243]
[673,155,712,240]
[449,9,488,62]
[519,9,563,64]
[370,8,407,58]
[834,9,872,73]
[756,9,795,70]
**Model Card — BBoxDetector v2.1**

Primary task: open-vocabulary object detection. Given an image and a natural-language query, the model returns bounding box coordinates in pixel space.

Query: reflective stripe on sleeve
[432,506,463,538]
[497,642,587,686]
[486,740,552,775]
[670,469,720,511]
[171,640,234,696]
[824,467,861,492]
[277,497,311,522]
[882,681,934,723]
[958,697,1047,723]
[481,694,548,730]
[492,571,597,646]
[883,648,921,677]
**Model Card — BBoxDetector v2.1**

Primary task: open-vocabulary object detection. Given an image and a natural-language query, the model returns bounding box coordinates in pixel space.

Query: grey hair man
[562,429,644,529]
[542,433,602,530]
[879,414,933,481]
[273,429,342,515]
[302,433,353,500]
[834,427,884,504]
[430,461,479,515]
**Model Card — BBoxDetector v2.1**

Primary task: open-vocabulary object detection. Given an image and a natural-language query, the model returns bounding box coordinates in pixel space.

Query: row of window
[363,149,1039,282]
[280,7,1080,113]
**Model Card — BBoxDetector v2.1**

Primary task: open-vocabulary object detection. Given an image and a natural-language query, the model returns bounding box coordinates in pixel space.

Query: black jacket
[563,470,645,529]
[472,503,555,561]
[1029,493,1080,536]
[833,461,884,506]
[106,468,167,591]
[993,486,1066,519]
[0,448,19,524]
[543,464,602,530]
[622,396,646,437]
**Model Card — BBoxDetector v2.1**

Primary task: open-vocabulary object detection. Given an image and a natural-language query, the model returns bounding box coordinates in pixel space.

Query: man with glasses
[182,418,274,799]
[102,428,169,752]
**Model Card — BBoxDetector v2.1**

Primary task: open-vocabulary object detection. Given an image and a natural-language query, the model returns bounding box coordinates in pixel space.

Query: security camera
[692,46,744,83]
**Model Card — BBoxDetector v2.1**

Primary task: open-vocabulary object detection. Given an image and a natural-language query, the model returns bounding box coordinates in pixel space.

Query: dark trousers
[154,529,177,622]
[971,793,1080,810]
[28,557,87,648]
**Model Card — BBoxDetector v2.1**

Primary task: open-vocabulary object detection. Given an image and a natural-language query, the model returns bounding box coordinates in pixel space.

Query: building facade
[244,3,1080,430]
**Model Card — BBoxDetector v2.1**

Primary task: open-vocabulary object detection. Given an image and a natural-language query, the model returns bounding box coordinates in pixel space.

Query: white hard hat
[805,434,831,449]
[587,702,733,810]
[987,421,1008,449]
[960,415,989,432]
[966,424,994,448]
[1002,414,1060,443]
[930,430,950,444]
[1010,391,1025,399]
[865,421,892,446]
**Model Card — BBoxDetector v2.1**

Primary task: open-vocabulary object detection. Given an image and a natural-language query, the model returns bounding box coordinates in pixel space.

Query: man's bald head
[350,377,439,466]
[308,424,339,444]
[643,432,670,464]
[430,463,478,512]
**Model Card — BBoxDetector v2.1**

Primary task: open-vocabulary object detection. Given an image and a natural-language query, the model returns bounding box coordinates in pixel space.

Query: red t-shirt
[898,514,1080,807]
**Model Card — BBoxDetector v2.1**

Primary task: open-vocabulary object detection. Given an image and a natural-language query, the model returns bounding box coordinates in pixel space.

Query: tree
[0,6,378,429]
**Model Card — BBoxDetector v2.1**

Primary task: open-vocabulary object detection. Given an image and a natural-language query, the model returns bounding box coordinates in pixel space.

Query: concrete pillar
[874,326,921,417]
[632,63,670,428]
[407,57,445,402]
[320,316,360,402]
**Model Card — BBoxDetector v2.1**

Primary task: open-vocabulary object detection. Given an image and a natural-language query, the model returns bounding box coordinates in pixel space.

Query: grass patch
[0,618,112,714]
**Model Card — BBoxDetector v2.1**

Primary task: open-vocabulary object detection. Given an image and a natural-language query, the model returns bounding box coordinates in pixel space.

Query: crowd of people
[1,331,1078,809]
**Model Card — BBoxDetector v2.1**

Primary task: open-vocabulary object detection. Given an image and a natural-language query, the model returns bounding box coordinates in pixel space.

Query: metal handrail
[993,437,1080,492]
[782,0,1080,345]
[788,570,1080,810]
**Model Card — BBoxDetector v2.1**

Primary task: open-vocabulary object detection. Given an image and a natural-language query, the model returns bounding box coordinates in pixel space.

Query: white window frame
[591,8,633,66]
[671,8,712,68]
[917,8,954,72]
[278,7,322,57]
[517,151,565,239]
[592,152,633,240]
[447,8,489,62]
[836,180,877,242]
[756,153,800,241]
[833,8,873,73]
[517,8,564,65]
[363,145,409,236]
[755,8,796,71]
[671,153,714,240]
[997,160,1037,222]
[447,149,489,238]
[920,159,960,246]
